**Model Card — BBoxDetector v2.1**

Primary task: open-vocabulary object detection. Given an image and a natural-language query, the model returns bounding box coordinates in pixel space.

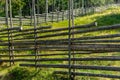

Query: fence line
[0,1,120,80]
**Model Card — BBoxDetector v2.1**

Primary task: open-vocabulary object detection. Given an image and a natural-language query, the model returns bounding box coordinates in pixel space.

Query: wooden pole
[9,0,14,66]
[19,7,22,30]
[37,0,40,25]
[5,0,9,27]
[32,0,38,69]
[68,0,72,79]
[45,0,48,23]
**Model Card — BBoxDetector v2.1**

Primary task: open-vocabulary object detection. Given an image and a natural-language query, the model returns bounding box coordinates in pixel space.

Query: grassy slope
[39,7,120,41]
[52,7,120,27]
[1,7,120,80]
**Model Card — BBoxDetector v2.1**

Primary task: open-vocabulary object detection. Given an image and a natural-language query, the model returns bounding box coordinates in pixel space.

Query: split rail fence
[0,21,120,79]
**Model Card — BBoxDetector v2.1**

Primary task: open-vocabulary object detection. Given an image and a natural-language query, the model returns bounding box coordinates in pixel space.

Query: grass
[40,6,120,27]
[37,6,120,41]
[1,6,120,80]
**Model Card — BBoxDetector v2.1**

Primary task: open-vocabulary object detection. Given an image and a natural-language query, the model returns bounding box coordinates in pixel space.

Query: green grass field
[0,7,120,80]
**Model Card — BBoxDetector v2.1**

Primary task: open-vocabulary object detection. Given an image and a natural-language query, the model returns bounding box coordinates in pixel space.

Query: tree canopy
[0,0,118,17]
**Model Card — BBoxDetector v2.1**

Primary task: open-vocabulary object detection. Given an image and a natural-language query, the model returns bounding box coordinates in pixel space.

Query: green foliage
[97,13,120,26]
[1,6,120,80]
[6,67,66,80]
[89,0,114,6]
[0,0,119,17]
[8,67,32,80]
[11,0,25,17]
[49,7,120,28]
[0,0,25,17]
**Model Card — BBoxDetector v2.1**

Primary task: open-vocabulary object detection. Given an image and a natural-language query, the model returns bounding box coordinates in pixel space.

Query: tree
[11,0,25,17]
[0,0,117,17]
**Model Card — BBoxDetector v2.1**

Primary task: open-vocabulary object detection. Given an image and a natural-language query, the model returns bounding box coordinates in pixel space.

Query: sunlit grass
[1,7,120,80]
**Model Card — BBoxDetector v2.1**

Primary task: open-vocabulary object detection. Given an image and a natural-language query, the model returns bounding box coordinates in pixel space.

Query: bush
[8,67,32,80]
[5,67,66,80]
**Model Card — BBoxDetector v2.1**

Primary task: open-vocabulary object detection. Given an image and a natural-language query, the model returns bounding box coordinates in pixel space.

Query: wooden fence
[0,21,120,79]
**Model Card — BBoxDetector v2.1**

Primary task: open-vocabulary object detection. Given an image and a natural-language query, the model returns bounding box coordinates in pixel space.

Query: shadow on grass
[96,13,120,27]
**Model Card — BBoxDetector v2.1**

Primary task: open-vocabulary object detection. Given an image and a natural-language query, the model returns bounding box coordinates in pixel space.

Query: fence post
[68,0,73,79]
[5,0,11,66]
[19,8,22,29]
[32,0,38,69]
[37,0,40,25]
[30,3,33,26]
[5,0,9,26]
[8,0,14,66]
[71,0,75,79]
[51,12,54,22]
[57,11,59,22]
[45,0,48,23]
[62,10,64,21]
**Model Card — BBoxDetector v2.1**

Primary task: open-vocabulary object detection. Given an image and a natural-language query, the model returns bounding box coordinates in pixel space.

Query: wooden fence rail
[0,22,120,79]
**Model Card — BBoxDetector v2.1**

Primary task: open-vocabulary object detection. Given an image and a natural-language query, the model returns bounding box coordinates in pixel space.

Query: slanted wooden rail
[0,22,120,79]
[1,0,120,79]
